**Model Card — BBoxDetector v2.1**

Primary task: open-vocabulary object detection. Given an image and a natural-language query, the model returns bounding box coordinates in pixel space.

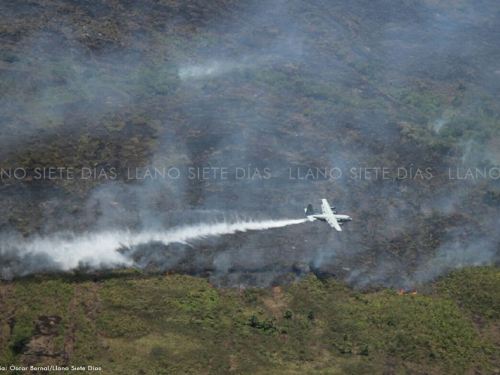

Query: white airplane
[304,199,352,231]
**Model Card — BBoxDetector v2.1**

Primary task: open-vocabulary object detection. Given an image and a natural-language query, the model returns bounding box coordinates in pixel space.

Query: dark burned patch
[7,315,16,337]
[118,241,193,273]
[0,0,42,19]
[84,3,113,18]
[22,315,64,365]
[0,0,498,293]
[33,315,62,336]
[29,31,78,60]
[115,236,337,288]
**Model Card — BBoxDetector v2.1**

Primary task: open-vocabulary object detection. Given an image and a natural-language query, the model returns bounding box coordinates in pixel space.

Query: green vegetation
[1,268,500,374]
[435,267,500,320]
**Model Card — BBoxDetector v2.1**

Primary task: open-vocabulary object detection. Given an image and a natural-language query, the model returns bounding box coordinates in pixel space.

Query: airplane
[304,199,352,231]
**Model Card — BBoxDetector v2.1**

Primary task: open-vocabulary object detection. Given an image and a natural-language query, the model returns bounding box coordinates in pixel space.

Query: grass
[1,268,499,374]
[435,267,500,320]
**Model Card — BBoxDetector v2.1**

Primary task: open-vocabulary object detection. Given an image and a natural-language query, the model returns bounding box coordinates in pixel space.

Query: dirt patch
[23,315,63,366]
[228,354,238,372]
[262,286,289,314]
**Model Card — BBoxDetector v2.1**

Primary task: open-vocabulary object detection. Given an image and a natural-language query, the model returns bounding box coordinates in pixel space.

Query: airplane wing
[321,199,342,231]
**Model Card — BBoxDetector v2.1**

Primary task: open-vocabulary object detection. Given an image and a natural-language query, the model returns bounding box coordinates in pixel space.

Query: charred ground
[0,0,499,287]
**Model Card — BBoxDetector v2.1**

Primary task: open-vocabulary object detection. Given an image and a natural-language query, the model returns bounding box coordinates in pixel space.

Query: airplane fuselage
[304,199,352,231]
[310,214,352,223]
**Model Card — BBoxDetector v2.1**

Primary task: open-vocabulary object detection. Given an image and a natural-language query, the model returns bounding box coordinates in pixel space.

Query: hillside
[1,0,500,373]
[1,268,500,374]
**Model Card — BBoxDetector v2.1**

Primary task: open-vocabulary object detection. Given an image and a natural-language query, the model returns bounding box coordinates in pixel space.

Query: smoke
[179,61,244,81]
[412,239,497,285]
[0,218,307,280]
[431,116,448,133]
[2,0,500,290]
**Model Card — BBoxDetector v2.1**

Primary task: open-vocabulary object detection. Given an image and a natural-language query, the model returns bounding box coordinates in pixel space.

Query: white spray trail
[1,218,308,277]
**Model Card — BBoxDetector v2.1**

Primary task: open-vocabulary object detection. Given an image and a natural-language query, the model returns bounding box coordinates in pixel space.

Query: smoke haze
[1,0,500,288]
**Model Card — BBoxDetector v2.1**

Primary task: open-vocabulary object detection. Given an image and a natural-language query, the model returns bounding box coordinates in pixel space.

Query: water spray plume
[0,218,308,279]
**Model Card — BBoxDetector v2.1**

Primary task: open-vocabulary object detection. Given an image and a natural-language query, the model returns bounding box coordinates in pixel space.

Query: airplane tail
[304,204,315,221]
